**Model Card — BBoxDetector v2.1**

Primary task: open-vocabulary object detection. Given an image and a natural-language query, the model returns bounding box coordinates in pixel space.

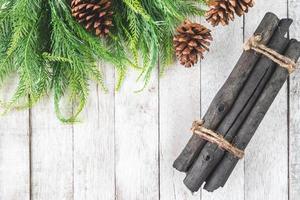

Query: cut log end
[173,12,280,174]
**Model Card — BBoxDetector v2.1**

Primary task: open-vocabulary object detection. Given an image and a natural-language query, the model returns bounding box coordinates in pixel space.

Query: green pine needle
[0,0,207,122]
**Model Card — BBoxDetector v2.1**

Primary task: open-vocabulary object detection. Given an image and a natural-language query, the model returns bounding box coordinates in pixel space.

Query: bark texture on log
[204,39,300,192]
[173,13,280,172]
[183,19,292,192]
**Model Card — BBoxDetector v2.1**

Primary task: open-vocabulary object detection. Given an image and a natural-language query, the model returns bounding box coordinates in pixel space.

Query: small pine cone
[230,0,255,16]
[206,0,255,27]
[206,0,235,26]
[173,20,213,68]
[71,0,114,37]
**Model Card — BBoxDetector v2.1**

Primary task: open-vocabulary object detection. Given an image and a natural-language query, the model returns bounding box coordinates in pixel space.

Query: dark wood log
[204,39,300,192]
[173,13,280,172]
[183,19,291,193]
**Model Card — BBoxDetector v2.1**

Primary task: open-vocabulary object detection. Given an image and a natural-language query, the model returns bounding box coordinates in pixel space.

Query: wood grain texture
[206,39,300,194]
[115,71,159,200]
[244,1,289,200]
[203,18,291,192]
[1,3,300,200]
[174,12,280,174]
[289,0,300,199]
[201,17,244,199]
[160,65,201,200]
[185,18,290,192]
[73,65,115,200]
[0,77,30,200]
[31,98,73,200]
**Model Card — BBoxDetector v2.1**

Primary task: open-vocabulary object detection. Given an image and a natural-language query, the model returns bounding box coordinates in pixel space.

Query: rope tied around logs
[191,120,245,159]
[244,34,297,74]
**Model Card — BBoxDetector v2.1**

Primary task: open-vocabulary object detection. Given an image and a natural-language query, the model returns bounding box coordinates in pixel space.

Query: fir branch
[43,52,73,64]
[0,0,50,110]
[111,0,206,87]
[122,0,151,21]
[0,0,207,122]
[0,1,14,86]
[49,0,127,122]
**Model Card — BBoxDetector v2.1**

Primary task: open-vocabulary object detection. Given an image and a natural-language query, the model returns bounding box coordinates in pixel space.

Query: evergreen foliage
[0,0,206,122]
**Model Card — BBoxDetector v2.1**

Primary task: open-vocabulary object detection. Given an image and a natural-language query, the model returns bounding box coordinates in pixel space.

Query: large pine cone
[71,0,113,37]
[174,20,213,68]
[206,0,255,27]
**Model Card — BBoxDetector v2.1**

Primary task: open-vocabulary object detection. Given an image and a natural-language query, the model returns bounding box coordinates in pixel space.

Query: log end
[173,159,188,172]
[183,175,202,193]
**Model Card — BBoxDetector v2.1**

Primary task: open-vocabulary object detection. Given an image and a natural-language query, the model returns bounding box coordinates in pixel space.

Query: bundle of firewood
[173,12,300,192]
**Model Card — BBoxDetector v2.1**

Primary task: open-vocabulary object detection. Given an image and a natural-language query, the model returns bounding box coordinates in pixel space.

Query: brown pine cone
[174,20,213,68]
[206,0,255,27]
[71,0,114,37]
[230,0,255,16]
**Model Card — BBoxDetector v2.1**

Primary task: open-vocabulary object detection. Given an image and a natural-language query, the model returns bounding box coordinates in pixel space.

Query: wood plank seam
[243,14,246,200]
[200,53,202,200]
[113,69,117,200]
[29,107,32,200]
[158,61,161,200]
[287,1,290,199]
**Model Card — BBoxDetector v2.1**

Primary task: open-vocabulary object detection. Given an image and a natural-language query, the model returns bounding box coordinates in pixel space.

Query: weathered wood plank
[31,99,73,200]
[244,1,289,200]
[185,17,289,193]
[115,72,159,200]
[173,13,280,173]
[73,65,115,200]
[203,18,291,192]
[206,39,300,193]
[201,17,244,199]
[160,65,201,200]
[289,0,300,199]
[0,77,30,200]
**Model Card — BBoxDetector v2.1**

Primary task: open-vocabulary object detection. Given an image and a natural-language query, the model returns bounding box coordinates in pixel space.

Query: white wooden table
[1,1,300,200]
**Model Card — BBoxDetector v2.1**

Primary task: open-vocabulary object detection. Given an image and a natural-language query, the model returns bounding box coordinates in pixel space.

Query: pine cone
[206,0,255,27]
[71,0,114,37]
[173,20,213,68]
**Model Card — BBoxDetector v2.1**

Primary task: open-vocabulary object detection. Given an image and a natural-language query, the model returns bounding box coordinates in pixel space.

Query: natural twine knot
[243,34,263,51]
[191,120,245,159]
[243,34,297,74]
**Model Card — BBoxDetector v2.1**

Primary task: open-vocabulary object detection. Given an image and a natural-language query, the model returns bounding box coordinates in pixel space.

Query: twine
[244,34,296,74]
[191,120,245,159]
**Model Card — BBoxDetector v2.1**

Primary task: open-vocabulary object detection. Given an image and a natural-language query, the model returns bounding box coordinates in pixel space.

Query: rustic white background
[1,0,300,199]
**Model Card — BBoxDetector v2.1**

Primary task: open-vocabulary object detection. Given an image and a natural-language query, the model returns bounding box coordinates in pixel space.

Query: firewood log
[183,19,292,192]
[204,39,300,192]
[173,13,280,172]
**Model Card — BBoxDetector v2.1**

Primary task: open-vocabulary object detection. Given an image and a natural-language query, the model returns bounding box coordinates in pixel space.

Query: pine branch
[0,0,206,122]
[0,0,50,110]
[0,1,14,86]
